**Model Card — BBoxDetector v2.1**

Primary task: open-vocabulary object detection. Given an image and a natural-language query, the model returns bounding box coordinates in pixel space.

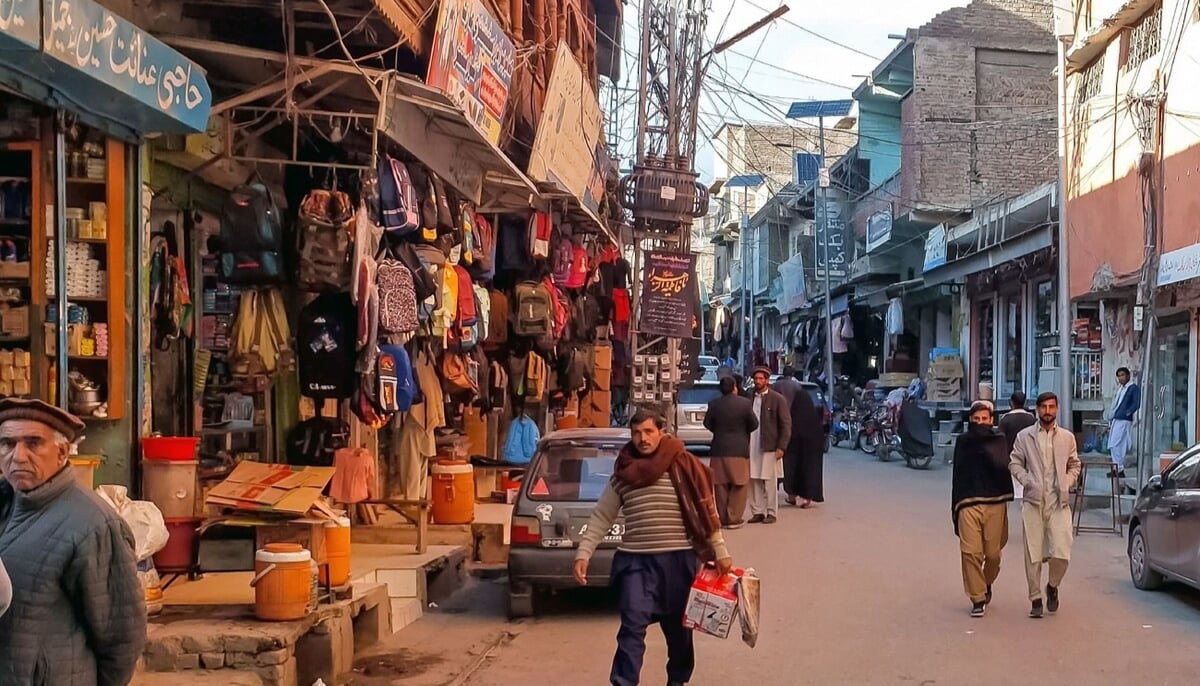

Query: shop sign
[41,0,212,132]
[1157,242,1200,287]
[427,0,515,147]
[0,0,40,49]
[528,44,605,215]
[866,209,892,253]
[923,224,948,272]
[640,251,698,339]
[814,194,847,279]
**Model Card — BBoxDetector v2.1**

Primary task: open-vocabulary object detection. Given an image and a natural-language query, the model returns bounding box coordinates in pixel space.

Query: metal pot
[70,387,102,415]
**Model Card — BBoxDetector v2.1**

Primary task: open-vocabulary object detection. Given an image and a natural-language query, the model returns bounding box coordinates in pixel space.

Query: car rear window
[526,442,620,501]
[679,387,721,405]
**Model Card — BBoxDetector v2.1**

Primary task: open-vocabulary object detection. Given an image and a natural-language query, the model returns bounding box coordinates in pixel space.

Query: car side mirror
[1148,474,1164,491]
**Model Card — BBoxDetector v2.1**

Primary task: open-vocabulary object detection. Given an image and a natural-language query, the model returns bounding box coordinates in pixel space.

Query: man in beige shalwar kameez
[1010,391,1081,619]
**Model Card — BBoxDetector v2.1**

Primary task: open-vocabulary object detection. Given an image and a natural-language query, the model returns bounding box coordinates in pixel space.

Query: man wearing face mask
[951,400,1015,618]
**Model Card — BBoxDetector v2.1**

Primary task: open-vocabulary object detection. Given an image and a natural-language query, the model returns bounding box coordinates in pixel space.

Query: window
[1120,3,1162,72]
[1165,452,1200,490]
[1078,58,1104,102]
[526,443,620,501]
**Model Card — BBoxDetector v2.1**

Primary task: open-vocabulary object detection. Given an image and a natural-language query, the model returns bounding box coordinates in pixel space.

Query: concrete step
[133,669,263,686]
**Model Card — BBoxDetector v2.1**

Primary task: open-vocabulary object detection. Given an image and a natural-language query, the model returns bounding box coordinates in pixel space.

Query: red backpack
[452,265,479,350]
[566,244,589,289]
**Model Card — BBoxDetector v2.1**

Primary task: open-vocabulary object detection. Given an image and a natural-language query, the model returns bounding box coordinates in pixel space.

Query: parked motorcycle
[859,404,898,459]
[893,397,936,469]
[831,403,862,449]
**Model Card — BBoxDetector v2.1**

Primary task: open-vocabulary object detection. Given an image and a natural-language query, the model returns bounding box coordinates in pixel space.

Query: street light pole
[818,116,835,390]
[1056,37,1073,430]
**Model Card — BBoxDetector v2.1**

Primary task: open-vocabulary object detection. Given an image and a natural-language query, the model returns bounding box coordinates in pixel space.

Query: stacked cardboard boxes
[926,349,964,403]
[0,348,32,396]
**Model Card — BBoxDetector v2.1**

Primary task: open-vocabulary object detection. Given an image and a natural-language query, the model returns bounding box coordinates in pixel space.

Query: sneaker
[985,586,993,605]
[764,515,777,524]
[1046,585,1059,613]
[724,521,745,530]
[748,514,766,524]
[970,601,987,618]
[1029,600,1044,619]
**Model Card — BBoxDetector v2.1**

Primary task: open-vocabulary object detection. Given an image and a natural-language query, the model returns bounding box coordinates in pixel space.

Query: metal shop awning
[924,223,1055,287]
[0,0,211,140]
[384,76,540,213]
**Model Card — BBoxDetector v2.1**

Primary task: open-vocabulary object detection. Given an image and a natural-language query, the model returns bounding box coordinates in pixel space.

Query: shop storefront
[0,0,212,485]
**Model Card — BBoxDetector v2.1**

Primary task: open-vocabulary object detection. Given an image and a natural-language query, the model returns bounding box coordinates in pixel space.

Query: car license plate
[689,412,705,422]
[540,538,574,549]
[575,522,625,542]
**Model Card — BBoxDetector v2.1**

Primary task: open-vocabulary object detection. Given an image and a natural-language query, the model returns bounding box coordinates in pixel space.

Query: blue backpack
[377,344,415,412]
[378,155,420,235]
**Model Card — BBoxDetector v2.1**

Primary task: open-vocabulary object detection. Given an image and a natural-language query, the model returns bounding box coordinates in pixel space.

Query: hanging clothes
[331,447,377,503]
[886,298,904,336]
[831,317,849,354]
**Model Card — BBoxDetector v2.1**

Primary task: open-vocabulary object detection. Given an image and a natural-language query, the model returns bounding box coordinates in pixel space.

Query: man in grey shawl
[0,398,146,685]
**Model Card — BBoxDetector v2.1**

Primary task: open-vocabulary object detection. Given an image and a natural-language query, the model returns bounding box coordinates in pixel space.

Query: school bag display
[296,189,353,292]
[219,178,285,284]
[297,293,358,399]
[377,154,420,235]
[286,415,349,467]
[512,281,553,336]
[375,343,416,412]
[377,257,419,335]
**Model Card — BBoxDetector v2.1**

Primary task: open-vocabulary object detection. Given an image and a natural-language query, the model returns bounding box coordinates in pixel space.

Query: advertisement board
[427,0,515,146]
[640,251,698,339]
[528,44,605,214]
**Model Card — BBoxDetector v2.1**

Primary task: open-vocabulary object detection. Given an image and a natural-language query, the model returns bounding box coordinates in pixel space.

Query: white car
[674,381,722,455]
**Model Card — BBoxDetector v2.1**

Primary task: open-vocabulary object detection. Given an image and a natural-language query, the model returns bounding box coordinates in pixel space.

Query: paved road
[362,447,1200,686]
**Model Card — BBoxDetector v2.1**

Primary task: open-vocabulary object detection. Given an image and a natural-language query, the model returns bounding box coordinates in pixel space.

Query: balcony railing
[1041,347,1103,401]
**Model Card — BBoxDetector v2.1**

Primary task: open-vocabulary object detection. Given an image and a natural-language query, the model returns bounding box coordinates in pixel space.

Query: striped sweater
[575,474,729,562]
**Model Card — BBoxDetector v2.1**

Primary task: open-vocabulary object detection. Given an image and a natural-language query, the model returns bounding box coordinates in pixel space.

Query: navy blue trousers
[609,549,700,686]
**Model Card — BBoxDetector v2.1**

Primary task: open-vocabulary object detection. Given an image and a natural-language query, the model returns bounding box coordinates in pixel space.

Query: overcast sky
[612,0,968,180]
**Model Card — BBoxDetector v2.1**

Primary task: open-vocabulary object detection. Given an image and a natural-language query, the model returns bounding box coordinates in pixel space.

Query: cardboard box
[205,461,336,516]
[12,350,29,368]
[0,351,11,366]
[12,379,29,396]
[0,381,12,396]
[0,365,14,381]
[255,518,328,565]
[928,358,964,380]
[684,566,740,639]
[581,390,611,428]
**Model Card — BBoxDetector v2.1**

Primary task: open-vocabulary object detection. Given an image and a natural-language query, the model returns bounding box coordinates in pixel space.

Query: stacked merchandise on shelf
[45,240,106,298]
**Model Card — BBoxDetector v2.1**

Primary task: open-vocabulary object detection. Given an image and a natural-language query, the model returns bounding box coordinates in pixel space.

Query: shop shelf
[0,218,30,227]
[65,177,106,185]
[68,237,109,244]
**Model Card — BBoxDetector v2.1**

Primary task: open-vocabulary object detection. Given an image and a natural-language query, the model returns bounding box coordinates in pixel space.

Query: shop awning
[383,75,539,212]
[924,223,1055,286]
[0,0,211,140]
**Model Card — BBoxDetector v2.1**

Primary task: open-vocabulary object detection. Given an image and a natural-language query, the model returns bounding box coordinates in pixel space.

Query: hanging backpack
[484,290,509,349]
[550,229,574,286]
[377,257,419,335]
[513,281,554,336]
[530,211,552,259]
[375,343,415,413]
[220,178,285,284]
[496,215,532,273]
[432,262,459,340]
[543,278,569,338]
[296,189,354,292]
[378,155,420,235]
[472,284,490,343]
[489,360,508,411]
[285,414,349,467]
[449,266,478,351]
[562,342,593,392]
[297,293,358,399]
[231,288,294,375]
[441,352,477,396]
[391,239,437,302]
[566,243,589,289]
[459,206,476,268]
[469,213,496,281]
[573,292,601,341]
[525,352,548,403]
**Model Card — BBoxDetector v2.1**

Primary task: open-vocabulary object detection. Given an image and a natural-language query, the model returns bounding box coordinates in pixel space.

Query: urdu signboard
[1157,242,1200,287]
[427,0,515,146]
[0,0,39,49]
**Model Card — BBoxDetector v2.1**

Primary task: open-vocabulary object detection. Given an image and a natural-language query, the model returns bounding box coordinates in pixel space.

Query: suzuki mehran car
[674,381,722,455]
[507,428,629,617]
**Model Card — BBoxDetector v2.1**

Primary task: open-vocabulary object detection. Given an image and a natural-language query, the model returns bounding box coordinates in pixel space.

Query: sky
[609,0,968,181]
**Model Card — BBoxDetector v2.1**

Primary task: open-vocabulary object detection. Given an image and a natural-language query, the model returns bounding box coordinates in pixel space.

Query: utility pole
[1056,36,1073,431]
[817,115,835,391]
[622,0,786,418]
[739,212,749,373]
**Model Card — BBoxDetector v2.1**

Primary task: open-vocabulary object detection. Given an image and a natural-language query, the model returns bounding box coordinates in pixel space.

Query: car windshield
[679,386,721,405]
[526,442,620,501]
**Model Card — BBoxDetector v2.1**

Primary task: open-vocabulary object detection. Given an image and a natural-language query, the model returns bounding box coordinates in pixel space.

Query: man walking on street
[1010,392,1081,619]
[748,366,791,524]
[1108,367,1140,477]
[574,409,732,686]
[704,376,758,528]
[773,365,803,407]
[999,391,1037,454]
[952,401,1014,617]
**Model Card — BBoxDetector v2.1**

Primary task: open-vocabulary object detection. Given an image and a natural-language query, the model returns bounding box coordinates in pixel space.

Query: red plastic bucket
[141,437,201,462]
[154,517,201,572]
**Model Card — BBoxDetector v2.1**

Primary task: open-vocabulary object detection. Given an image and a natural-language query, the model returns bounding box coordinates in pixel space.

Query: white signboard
[1157,243,1200,287]
[867,210,892,253]
[923,224,948,272]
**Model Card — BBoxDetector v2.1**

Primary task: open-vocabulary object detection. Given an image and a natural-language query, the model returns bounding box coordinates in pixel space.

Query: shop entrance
[1152,321,1192,457]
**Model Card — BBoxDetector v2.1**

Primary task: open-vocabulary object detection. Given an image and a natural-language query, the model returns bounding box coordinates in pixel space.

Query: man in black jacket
[704,377,759,528]
[952,400,1015,618]
[999,391,1037,454]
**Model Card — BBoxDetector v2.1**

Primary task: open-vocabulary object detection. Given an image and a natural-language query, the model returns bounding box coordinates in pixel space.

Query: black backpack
[297,293,358,399]
[219,179,286,284]
[286,415,349,467]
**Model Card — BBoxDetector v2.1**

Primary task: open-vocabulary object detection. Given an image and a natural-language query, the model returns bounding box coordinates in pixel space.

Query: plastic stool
[1072,460,1123,536]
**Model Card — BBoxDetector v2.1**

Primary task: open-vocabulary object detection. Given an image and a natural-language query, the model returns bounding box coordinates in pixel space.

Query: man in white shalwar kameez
[1010,392,1081,619]
[747,367,791,525]
[1107,367,1140,477]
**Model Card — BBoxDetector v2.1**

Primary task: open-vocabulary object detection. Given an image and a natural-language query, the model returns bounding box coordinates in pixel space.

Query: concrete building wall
[900,0,1057,213]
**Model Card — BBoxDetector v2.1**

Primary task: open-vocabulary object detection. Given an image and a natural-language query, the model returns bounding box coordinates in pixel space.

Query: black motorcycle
[892,397,936,469]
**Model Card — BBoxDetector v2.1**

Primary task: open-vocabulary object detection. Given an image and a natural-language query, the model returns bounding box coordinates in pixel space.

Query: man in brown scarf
[575,408,733,686]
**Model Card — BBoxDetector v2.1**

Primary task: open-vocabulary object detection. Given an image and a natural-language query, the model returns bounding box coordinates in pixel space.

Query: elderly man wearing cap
[0,398,146,685]
[951,400,1014,618]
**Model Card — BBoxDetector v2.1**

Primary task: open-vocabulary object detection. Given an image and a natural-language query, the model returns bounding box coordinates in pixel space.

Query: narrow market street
[361,447,1200,686]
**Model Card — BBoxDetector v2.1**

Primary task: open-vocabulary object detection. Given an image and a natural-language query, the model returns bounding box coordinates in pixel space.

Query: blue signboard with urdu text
[0,0,40,49]
[40,0,211,132]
